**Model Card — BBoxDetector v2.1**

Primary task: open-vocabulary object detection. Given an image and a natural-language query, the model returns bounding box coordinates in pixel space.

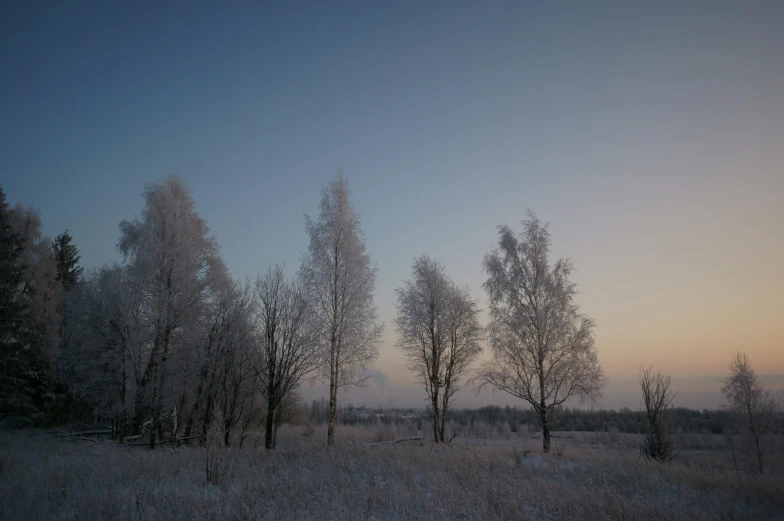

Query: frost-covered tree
[213,279,257,447]
[395,255,482,442]
[722,351,777,474]
[63,265,146,437]
[182,275,256,447]
[9,204,62,355]
[255,266,319,449]
[300,172,382,445]
[476,212,604,453]
[118,174,222,447]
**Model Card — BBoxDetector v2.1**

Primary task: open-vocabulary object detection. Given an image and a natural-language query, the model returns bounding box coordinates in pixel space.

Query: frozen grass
[1,426,783,521]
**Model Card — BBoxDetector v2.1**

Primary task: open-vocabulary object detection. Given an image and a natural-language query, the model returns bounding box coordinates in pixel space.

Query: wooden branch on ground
[125,435,203,447]
[54,430,113,437]
[172,435,203,443]
[366,437,425,447]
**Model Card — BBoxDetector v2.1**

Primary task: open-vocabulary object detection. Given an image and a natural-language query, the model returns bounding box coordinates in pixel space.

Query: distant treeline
[320,402,739,435]
[447,405,734,435]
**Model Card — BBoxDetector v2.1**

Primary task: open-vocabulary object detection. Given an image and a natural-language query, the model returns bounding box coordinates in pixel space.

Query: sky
[2,1,782,410]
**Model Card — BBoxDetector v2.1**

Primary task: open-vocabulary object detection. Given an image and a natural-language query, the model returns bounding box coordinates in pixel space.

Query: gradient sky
[2,2,782,409]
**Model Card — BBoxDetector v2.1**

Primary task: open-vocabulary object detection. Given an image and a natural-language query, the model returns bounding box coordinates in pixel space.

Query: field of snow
[1,426,783,520]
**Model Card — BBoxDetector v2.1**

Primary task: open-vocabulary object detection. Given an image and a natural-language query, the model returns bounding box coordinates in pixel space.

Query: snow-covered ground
[1,426,782,520]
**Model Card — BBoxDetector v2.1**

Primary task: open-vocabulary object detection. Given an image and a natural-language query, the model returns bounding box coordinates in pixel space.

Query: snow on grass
[1,426,782,520]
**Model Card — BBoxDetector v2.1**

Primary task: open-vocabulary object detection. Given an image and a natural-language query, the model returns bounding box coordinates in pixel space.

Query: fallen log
[176,435,204,442]
[366,437,425,447]
[54,429,112,438]
[125,435,203,447]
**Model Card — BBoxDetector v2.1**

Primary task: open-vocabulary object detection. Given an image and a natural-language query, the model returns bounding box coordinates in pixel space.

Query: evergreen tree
[0,186,34,421]
[0,187,26,342]
[52,231,82,291]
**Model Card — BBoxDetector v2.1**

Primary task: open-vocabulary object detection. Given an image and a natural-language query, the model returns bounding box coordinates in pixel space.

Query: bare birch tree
[476,212,604,453]
[395,255,482,442]
[212,279,257,447]
[639,366,677,462]
[255,266,320,449]
[722,351,777,474]
[300,172,382,446]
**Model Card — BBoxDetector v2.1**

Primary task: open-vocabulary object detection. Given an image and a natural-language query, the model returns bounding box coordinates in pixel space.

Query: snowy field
[2,426,783,521]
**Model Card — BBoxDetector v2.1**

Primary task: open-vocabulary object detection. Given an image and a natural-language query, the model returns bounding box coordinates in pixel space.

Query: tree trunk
[540,406,551,453]
[148,360,160,450]
[755,436,765,474]
[439,393,449,442]
[239,391,256,448]
[152,326,171,446]
[135,319,163,435]
[327,373,337,446]
[431,390,441,442]
[265,389,276,449]
[119,409,127,443]
[201,395,213,442]
[119,346,127,441]
[327,328,338,446]
[538,354,550,453]
[327,244,340,447]
[133,361,153,434]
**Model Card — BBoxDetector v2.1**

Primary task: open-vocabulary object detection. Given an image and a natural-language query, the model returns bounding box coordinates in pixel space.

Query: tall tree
[722,351,777,474]
[62,265,147,438]
[52,231,83,291]
[0,187,26,345]
[213,279,257,447]
[0,187,31,420]
[395,255,482,442]
[175,270,255,446]
[476,212,605,453]
[255,266,319,449]
[0,197,61,425]
[118,174,221,447]
[300,172,382,446]
[9,204,62,355]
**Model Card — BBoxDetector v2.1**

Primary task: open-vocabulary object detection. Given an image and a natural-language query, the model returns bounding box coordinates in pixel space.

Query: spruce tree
[52,231,83,291]
[0,186,33,421]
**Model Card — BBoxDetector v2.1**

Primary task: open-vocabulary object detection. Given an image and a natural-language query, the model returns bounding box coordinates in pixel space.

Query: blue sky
[2,2,783,408]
